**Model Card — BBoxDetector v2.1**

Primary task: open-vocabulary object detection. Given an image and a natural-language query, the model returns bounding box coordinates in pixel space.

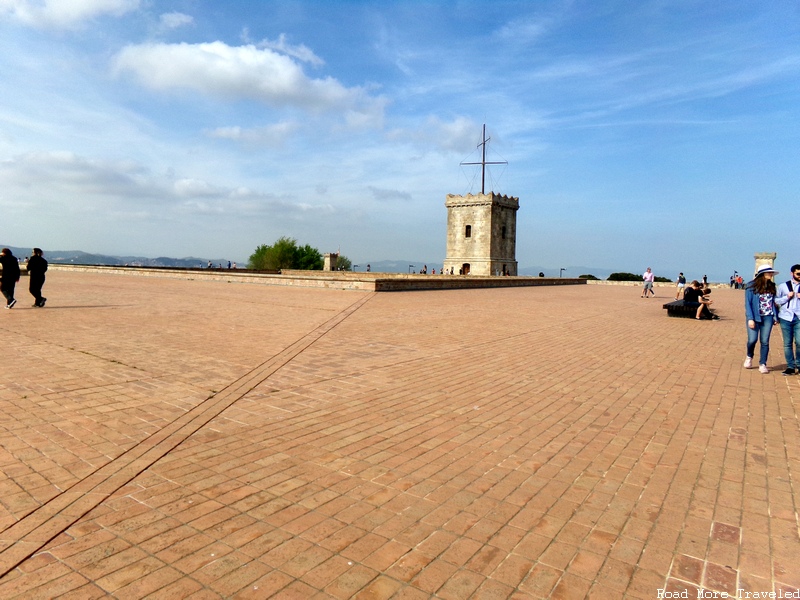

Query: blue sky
[1,0,798,279]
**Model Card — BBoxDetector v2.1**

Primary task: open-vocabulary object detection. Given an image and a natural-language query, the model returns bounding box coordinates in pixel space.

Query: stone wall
[585,280,729,288]
[443,193,519,276]
[48,264,586,292]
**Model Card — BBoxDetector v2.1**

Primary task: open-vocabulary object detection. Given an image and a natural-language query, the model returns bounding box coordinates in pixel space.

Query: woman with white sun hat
[744,264,779,373]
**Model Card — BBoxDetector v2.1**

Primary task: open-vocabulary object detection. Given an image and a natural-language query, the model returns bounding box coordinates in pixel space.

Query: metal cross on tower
[460,124,508,195]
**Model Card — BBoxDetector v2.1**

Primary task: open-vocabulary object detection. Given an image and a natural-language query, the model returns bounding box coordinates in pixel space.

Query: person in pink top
[641,267,656,298]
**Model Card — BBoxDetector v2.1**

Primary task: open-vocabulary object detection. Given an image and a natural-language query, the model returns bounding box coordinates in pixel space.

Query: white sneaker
[743,357,753,369]
[759,364,769,374]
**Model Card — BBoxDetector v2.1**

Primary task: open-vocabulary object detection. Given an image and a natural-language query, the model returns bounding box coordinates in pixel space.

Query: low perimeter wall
[48,264,587,292]
[585,280,728,289]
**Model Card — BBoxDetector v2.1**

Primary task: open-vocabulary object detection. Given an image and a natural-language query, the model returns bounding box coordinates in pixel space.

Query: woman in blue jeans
[744,265,779,373]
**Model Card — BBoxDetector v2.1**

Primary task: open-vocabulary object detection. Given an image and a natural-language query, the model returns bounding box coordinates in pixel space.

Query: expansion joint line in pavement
[0,292,375,576]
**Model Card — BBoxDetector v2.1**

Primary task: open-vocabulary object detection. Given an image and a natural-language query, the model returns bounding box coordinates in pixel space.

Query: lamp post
[409,265,414,274]
[560,268,566,278]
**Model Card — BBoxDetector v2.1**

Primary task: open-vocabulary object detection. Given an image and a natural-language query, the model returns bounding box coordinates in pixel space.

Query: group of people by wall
[0,248,48,309]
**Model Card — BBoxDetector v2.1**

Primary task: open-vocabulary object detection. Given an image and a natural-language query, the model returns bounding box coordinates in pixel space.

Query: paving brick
[111,565,183,598]
[0,275,796,597]
[436,568,485,599]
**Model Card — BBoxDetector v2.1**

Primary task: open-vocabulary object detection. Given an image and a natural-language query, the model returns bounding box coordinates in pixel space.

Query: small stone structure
[753,252,776,275]
[443,192,519,276]
[323,252,339,271]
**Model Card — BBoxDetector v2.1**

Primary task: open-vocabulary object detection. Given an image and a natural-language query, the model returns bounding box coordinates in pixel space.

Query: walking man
[0,248,21,309]
[776,264,800,375]
[642,267,655,298]
[27,248,48,307]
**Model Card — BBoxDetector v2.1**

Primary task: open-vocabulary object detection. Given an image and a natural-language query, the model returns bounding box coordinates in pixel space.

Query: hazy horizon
[1,242,762,283]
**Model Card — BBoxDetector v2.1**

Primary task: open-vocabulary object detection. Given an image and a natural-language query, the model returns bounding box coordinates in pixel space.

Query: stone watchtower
[443,125,519,276]
[443,192,519,276]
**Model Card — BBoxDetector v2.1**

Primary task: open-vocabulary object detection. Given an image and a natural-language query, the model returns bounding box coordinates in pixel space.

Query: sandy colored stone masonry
[443,193,519,277]
[0,271,797,598]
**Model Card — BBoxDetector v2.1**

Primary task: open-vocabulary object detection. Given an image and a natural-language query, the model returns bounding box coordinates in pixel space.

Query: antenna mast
[460,124,508,194]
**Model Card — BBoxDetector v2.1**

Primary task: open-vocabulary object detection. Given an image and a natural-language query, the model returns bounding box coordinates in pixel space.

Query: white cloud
[112,41,385,119]
[0,0,139,29]
[208,121,300,146]
[387,116,479,153]
[494,17,550,42]
[372,22,421,77]
[0,151,343,257]
[173,178,221,198]
[544,52,800,124]
[256,33,324,67]
[0,151,157,204]
[159,11,193,31]
[0,151,332,219]
[367,186,412,202]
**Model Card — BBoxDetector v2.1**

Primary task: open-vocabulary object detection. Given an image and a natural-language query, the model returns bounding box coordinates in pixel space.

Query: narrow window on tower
[465,225,472,238]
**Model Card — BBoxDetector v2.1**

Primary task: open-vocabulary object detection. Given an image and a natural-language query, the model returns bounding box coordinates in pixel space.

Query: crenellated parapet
[446,192,519,210]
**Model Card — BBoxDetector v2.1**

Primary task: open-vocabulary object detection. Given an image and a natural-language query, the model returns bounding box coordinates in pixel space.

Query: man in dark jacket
[26,247,48,307]
[0,248,21,309]
[684,280,717,320]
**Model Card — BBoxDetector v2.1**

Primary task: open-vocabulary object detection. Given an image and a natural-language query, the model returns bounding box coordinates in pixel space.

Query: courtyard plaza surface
[0,271,797,599]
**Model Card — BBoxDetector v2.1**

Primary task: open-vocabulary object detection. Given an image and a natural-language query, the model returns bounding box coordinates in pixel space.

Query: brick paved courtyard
[0,271,798,599]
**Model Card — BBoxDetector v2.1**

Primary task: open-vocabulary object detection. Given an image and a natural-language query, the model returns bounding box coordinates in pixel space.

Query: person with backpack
[744,265,779,373]
[675,272,687,299]
[776,264,800,376]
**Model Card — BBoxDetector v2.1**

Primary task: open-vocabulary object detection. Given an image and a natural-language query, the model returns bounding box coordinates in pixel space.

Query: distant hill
[0,246,229,268]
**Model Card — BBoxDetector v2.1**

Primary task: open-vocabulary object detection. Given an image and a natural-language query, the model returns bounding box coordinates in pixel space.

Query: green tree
[248,237,324,270]
[270,237,300,269]
[248,244,272,270]
[296,244,323,270]
[607,272,641,281]
[336,255,352,271]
